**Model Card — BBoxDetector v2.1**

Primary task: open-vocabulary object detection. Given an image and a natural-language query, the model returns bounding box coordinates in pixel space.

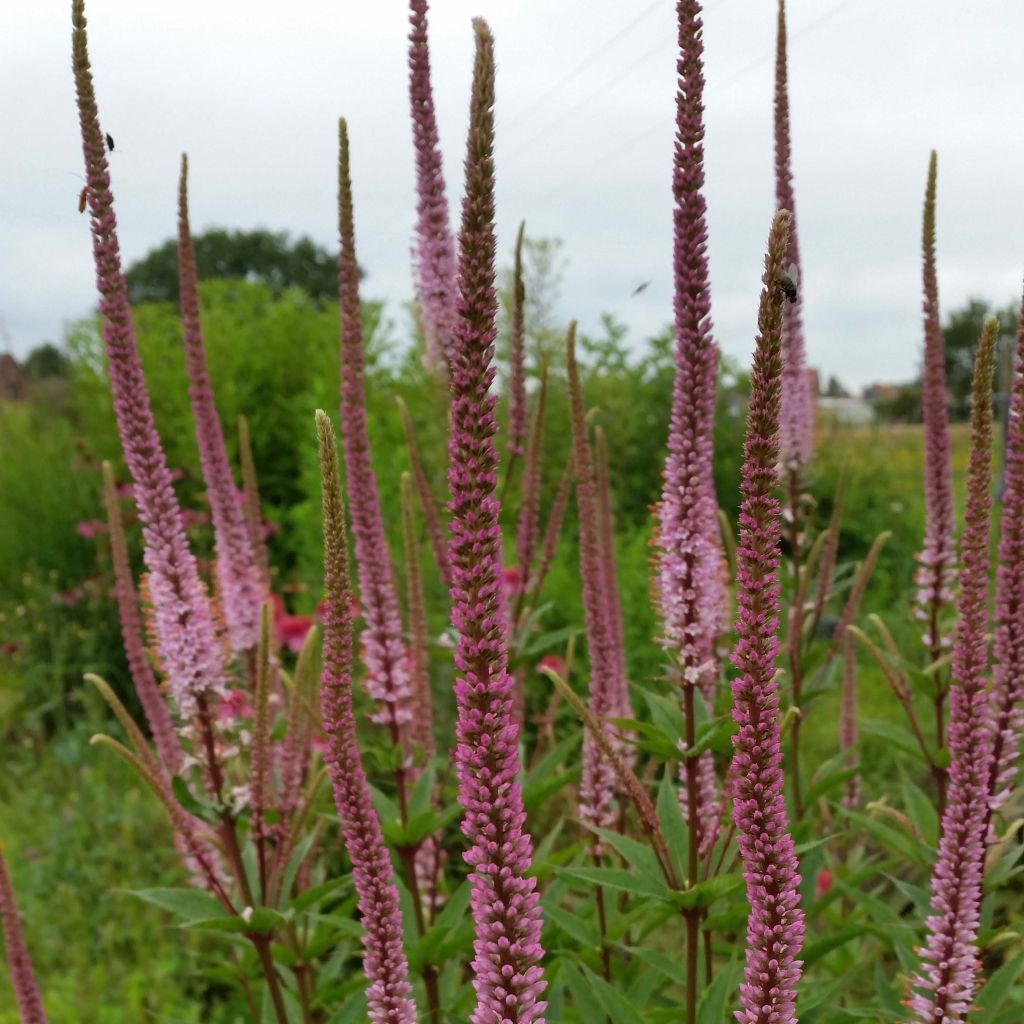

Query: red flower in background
[536,654,566,678]
[216,688,254,723]
[814,868,832,900]
[271,594,316,653]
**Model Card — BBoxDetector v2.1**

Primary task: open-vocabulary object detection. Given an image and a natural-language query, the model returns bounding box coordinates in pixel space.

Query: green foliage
[124,228,342,306]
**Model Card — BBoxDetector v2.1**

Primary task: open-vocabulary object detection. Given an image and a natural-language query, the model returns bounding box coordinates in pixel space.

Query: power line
[523,0,861,212]
[500,0,666,133]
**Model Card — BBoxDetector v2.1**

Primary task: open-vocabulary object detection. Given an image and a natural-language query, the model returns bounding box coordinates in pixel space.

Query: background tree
[124,228,343,305]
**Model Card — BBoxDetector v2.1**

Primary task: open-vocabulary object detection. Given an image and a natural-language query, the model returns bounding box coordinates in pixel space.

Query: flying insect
[779,263,799,304]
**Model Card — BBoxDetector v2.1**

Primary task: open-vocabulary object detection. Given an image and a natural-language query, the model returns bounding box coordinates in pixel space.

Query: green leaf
[859,717,928,764]
[619,944,686,986]
[556,865,667,900]
[802,924,871,967]
[579,824,663,881]
[900,771,938,847]
[276,832,317,909]
[580,964,646,1024]
[407,762,437,820]
[288,875,350,913]
[541,899,599,949]
[641,688,686,744]
[974,954,1024,1017]
[657,768,689,883]
[560,961,606,1021]
[122,887,230,922]
[170,775,218,822]
[670,874,743,911]
[698,956,741,1023]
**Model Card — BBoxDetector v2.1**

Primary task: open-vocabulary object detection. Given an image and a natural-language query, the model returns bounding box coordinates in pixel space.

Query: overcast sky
[2,1,1023,389]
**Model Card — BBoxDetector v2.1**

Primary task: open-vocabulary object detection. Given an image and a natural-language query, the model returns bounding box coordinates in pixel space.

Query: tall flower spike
[774,0,813,466]
[659,0,724,859]
[515,360,547,599]
[567,326,626,833]
[401,473,435,760]
[0,849,47,1024]
[507,221,529,460]
[238,414,271,592]
[447,21,547,1023]
[730,209,805,1024]
[71,0,223,718]
[102,462,183,774]
[840,627,859,810]
[659,0,726,698]
[905,320,997,1024]
[316,410,417,1024]
[178,155,263,653]
[409,0,458,374]
[594,427,634,738]
[989,283,1024,812]
[916,151,957,657]
[397,396,452,588]
[337,119,413,730]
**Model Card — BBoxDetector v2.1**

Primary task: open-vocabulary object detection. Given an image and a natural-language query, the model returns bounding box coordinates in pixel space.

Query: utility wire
[524,0,860,211]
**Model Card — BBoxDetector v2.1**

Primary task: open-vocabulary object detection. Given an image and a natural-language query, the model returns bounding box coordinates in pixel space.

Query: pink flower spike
[447,22,547,1023]
[567,327,631,834]
[774,0,813,467]
[915,151,957,658]
[71,0,224,719]
[729,210,805,1024]
[337,120,413,733]
[177,155,263,653]
[102,462,183,774]
[905,320,998,1024]
[0,849,47,1024]
[989,283,1024,813]
[316,410,416,1024]
[408,0,458,375]
[507,221,528,459]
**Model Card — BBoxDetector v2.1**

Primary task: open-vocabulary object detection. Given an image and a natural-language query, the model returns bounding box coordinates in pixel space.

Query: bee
[778,263,799,304]
[78,186,87,213]
[105,132,115,152]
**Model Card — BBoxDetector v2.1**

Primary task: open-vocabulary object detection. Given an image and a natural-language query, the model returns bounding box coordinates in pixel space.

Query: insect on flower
[105,131,114,151]
[78,186,87,213]
[778,262,799,304]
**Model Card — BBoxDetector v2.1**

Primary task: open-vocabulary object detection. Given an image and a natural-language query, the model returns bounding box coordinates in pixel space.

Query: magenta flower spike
[507,221,529,460]
[337,119,413,732]
[447,21,547,1022]
[316,411,417,1024]
[567,328,628,833]
[916,152,957,656]
[730,209,805,1024]
[659,0,726,699]
[905,321,998,1024]
[408,0,459,374]
[177,155,263,653]
[515,360,547,599]
[595,427,633,730]
[659,0,725,857]
[774,0,813,467]
[102,463,183,774]
[0,850,47,1024]
[989,284,1024,812]
[72,0,224,719]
